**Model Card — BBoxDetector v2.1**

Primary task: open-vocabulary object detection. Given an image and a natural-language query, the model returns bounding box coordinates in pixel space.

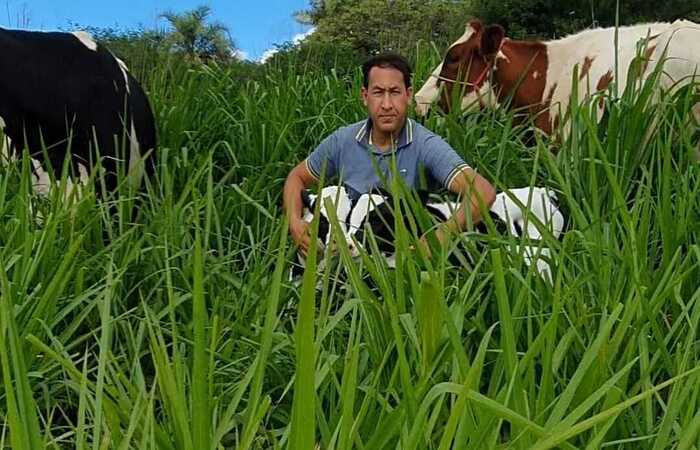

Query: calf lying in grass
[347,187,565,279]
[292,185,565,281]
[290,185,353,279]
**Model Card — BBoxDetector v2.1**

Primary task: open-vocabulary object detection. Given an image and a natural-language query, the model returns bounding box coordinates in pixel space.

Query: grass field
[1,43,700,449]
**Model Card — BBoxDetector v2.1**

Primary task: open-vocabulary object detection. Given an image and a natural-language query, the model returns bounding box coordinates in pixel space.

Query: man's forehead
[367,66,407,88]
[368,80,405,90]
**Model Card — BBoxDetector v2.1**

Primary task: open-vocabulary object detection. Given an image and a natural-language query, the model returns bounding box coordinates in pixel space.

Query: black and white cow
[0,28,156,197]
[346,186,565,279]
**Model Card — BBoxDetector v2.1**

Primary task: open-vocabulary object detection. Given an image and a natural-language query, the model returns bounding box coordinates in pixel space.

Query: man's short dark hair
[362,53,412,89]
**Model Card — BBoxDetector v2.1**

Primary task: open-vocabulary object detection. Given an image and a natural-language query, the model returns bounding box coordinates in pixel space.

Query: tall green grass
[0,41,699,449]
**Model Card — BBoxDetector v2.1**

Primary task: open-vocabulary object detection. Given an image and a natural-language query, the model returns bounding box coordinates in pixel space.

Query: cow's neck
[494,39,551,132]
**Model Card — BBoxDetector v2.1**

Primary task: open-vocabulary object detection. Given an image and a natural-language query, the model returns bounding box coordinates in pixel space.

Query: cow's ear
[467,19,483,33]
[481,25,505,57]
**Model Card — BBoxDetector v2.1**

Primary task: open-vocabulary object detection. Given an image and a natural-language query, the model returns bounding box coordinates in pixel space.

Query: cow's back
[0,28,156,192]
[545,22,673,121]
[650,20,700,90]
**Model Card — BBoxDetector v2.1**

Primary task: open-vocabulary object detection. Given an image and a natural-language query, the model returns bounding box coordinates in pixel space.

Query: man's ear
[480,24,505,58]
[361,86,368,106]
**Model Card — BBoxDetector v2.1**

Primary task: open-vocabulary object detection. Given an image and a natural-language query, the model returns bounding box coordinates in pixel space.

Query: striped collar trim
[355,118,414,148]
[355,120,369,141]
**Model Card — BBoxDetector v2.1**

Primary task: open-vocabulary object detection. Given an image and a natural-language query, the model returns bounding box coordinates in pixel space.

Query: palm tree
[160,5,234,61]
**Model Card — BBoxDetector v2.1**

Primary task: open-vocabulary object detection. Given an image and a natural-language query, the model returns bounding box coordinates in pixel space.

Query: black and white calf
[291,186,354,278]
[346,186,565,279]
[0,28,156,197]
[481,187,564,278]
[293,185,565,280]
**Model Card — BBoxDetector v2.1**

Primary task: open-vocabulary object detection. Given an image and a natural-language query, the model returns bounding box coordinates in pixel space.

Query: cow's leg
[127,120,145,190]
[692,102,700,161]
[30,158,52,196]
[29,158,89,202]
[26,131,91,202]
[0,132,13,166]
[0,117,15,166]
[0,126,54,198]
[0,119,82,206]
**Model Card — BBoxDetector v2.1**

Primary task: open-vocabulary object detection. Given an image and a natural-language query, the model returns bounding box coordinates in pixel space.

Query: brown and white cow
[415,19,700,135]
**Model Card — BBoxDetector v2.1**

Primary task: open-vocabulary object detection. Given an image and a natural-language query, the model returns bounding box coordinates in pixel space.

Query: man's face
[361,66,413,135]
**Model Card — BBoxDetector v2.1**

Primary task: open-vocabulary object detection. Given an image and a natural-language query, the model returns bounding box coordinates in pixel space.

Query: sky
[1,0,314,61]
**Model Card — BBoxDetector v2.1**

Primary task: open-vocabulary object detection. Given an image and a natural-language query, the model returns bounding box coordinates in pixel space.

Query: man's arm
[417,132,496,235]
[283,160,318,254]
[441,167,496,234]
[284,130,339,254]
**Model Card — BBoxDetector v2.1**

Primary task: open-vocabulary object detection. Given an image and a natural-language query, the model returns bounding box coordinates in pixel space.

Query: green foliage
[471,0,700,39]
[280,0,473,73]
[160,5,234,62]
[263,39,363,79]
[306,0,472,53]
[65,6,240,80]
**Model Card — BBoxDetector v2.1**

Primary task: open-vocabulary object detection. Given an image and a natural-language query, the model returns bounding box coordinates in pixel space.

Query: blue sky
[1,0,313,60]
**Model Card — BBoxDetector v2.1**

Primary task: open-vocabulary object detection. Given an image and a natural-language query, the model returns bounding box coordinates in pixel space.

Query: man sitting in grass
[283,52,496,256]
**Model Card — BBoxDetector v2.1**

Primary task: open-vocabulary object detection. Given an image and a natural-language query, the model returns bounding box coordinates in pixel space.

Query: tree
[471,0,700,40]
[160,5,234,61]
[298,0,473,54]
[276,0,473,73]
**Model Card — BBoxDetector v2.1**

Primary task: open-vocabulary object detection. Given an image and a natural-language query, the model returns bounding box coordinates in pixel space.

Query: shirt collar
[355,117,414,153]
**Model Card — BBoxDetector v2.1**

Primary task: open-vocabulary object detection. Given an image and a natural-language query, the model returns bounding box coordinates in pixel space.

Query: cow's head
[415,20,505,115]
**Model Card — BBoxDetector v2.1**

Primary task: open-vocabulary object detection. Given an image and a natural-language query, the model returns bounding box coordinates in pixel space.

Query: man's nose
[381,92,392,109]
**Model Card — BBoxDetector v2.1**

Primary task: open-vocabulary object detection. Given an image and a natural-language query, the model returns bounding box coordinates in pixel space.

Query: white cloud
[259,48,278,64]
[258,27,316,64]
[232,49,250,60]
[292,27,316,45]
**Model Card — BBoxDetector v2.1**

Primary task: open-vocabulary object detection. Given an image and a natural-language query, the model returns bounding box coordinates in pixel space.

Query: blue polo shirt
[306,118,470,201]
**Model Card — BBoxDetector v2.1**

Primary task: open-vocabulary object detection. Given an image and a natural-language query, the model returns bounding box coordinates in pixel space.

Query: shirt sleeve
[420,134,471,189]
[306,132,339,181]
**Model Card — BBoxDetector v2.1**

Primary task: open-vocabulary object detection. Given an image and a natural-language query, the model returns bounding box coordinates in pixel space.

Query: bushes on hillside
[268,0,473,74]
[469,0,700,39]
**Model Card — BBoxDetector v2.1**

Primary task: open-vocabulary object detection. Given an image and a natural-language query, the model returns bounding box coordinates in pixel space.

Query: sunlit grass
[0,42,699,449]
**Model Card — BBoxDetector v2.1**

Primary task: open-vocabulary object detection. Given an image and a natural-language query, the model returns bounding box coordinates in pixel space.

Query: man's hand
[434,226,448,246]
[415,226,449,260]
[283,160,319,256]
[290,219,312,256]
[447,167,497,233]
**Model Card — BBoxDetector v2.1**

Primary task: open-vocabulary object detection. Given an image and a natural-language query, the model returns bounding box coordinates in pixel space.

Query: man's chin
[375,121,401,134]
